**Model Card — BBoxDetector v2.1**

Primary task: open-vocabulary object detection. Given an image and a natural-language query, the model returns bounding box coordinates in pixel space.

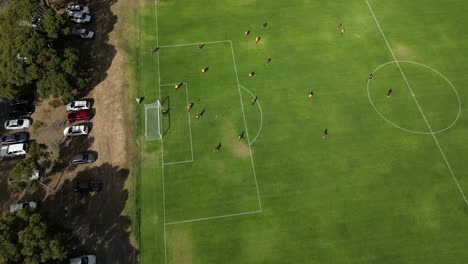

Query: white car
[4,119,31,130]
[64,125,89,137]
[66,5,90,15]
[69,13,91,24]
[72,28,95,39]
[66,100,91,111]
[70,255,96,264]
[0,143,28,158]
[9,201,37,213]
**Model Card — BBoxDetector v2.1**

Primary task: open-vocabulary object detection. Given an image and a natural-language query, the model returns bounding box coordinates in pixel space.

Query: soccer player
[248,72,255,78]
[341,28,345,36]
[244,30,250,37]
[251,96,258,105]
[387,89,393,98]
[322,129,328,139]
[266,58,271,64]
[255,37,261,43]
[174,83,180,90]
[369,73,373,80]
[214,143,221,153]
[198,43,205,49]
[196,112,201,119]
[308,91,314,99]
[150,47,159,53]
[201,67,208,73]
[238,131,245,141]
[186,103,193,112]
[337,23,342,31]
[262,22,268,28]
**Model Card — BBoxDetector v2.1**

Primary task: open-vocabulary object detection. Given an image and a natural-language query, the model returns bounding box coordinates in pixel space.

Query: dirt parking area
[0,0,138,263]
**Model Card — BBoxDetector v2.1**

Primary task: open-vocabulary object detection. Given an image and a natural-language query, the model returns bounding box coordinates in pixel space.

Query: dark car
[74,180,102,192]
[9,104,34,117]
[67,110,91,122]
[1,132,29,145]
[70,152,96,165]
[8,96,34,107]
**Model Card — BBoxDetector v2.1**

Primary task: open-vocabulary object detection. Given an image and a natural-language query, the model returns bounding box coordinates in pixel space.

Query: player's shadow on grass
[160,95,171,138]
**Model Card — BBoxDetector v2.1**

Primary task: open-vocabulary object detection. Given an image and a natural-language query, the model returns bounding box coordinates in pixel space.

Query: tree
[0,211,72,263]
[0,0,83,101]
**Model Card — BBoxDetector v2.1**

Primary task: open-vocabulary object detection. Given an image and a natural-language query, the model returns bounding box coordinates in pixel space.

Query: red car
[67,110,90,122]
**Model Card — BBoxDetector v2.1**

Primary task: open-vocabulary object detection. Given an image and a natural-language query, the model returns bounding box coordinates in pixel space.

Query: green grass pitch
[136,0,468,263]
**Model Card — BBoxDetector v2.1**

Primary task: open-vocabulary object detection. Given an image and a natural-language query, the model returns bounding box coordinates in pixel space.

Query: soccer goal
[144,100,162,141]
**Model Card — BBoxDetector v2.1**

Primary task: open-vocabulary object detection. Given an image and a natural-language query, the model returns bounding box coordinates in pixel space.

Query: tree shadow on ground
[77,0,119,97]
[41,163,136,264]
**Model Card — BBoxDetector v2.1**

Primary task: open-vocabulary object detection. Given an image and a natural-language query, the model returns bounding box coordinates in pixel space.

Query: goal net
[144,100,162,141]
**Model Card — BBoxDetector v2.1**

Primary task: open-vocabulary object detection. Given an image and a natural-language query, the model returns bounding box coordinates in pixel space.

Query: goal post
[144,100,162,141]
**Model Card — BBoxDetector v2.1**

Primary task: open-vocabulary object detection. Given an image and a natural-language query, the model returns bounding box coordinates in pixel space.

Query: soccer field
[136,0,468,263]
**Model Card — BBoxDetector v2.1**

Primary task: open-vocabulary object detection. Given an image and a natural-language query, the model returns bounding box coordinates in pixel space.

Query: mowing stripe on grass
[365,0,468,206]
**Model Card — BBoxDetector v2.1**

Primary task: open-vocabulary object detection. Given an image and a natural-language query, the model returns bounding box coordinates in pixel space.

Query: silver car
[71,152,97,165]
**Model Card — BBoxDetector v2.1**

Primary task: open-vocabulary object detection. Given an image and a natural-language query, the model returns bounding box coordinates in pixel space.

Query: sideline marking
[365,0,468,206]
[153,2,168,264]
[165,210,262,225]
[159,40,230,48]
[239,85,264,146]
[367,60,461,135]
[229,40,263,212]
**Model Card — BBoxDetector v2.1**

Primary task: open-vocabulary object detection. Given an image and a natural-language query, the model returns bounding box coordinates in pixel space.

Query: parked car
[72,28,95,39]
[68,110,91,122]
[69,12,91,23]
[8,96,34,106]
[1,132,29,145]
[9,104,34,117]
[63,125,88,136]
[0,143,28,158]
[70,255,96,264]
[71,152,97,165]
[4,119,31,130]
[66,100,91,112]
[66,5,90,15]
[74,180,102,192]
[9,201,37,213]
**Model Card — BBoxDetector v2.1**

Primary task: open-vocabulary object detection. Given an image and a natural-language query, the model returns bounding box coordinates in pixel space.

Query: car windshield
[83,154,88,160]
[17,120,23,126]
[83,30,89,35]
[68,127,73,133]
[81,256,89,263]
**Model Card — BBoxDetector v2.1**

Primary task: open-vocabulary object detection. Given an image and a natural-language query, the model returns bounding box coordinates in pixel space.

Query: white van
[0,143,28,158]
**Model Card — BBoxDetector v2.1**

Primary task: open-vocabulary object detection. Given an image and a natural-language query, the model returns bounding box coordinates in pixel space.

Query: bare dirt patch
[394,43,418,59]
[169,229,193,264]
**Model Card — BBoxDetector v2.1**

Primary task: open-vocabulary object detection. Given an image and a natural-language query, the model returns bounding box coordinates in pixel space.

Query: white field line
[159,40,230,48]
[365,0,468,206]
[229,40,263,211]
[163,160,193,165]
[185,83,195,161]
[165,210,262,225]
[239,85,264,146]
[153,2,168,264]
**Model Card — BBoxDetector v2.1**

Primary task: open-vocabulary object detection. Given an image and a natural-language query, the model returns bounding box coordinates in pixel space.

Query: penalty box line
[159,83,195,165]
[158,40,230,49]
[165,210,262,225]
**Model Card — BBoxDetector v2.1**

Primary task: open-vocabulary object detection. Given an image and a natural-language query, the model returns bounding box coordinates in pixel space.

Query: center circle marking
[367,61,461,134]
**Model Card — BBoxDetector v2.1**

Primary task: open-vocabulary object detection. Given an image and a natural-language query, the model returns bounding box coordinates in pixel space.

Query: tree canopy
[0,211,72,263]
[0,0,83,101]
